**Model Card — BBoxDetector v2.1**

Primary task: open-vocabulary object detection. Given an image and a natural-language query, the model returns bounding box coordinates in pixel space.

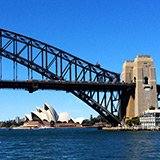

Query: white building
[140,109,160,127]
[58,112,70,123]
[24,104,84,128]
[58,112,84,124]
[25,103,59,123]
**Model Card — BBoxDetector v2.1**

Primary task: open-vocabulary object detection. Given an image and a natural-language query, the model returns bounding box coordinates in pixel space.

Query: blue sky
[1,0,160,120]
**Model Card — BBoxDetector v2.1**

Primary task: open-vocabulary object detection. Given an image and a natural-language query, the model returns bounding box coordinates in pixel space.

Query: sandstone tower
[122,55,158,119]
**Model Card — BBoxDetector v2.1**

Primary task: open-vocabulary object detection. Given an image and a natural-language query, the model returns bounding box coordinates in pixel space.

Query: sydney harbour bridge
[0,28,159,126]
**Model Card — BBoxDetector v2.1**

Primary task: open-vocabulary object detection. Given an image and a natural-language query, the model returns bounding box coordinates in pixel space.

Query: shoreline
[0,126,97,130]
[101,126,160,131]
[1,126,160,131]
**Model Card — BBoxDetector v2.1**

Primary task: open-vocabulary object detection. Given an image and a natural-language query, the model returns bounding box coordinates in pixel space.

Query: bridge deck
[0,80,135,92]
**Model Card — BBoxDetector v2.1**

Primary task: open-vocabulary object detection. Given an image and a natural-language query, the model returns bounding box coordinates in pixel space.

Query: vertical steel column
[55,56,58,77]
[30,41,33,79]
[118,90,122,120]
[83,68,85,81]
[41,50,44,80]
[13,39,18,81]
[89,68,92,81]
[45,48,48,80]
[104,72,106,82]
[16,59,18,80]
[104,92,107,108]
[69,62,72,81]
[13,40,16,81]
[75,60,77,81]
[111,91,113,114]
[60,52,62,79]
[97,91,99,104]
[27,44,30,79]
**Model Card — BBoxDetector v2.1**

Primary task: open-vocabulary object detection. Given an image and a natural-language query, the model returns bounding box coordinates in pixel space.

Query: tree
[126,117,140,126]
[90,114,93,121]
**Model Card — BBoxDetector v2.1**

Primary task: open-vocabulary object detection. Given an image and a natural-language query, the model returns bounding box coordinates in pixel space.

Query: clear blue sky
[1,0,160,120]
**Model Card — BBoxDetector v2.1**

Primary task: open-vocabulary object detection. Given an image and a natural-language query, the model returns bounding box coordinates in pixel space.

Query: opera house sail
[24,103,59,128]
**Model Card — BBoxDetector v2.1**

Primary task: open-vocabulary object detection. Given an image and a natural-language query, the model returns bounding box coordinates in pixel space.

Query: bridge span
[0,28,160,126]
[0,80,135,92]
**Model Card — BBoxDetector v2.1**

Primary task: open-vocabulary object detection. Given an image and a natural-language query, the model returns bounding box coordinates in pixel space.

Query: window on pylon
[144,77,148,84]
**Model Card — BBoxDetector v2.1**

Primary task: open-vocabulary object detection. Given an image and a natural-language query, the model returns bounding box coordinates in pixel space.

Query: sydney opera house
[23,103,59,128]
[23,103,84,128]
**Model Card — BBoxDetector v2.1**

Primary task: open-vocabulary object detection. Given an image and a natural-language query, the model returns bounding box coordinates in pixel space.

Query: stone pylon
[122,55,158,119]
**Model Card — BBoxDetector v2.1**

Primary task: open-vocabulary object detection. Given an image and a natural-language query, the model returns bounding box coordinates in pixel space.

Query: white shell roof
[58,112,70,122]
[71,117,85,124]
[25,104,59,123]
[25,114,32,121]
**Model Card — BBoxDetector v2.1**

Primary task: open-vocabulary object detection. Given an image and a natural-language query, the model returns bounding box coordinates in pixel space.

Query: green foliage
[90,114,93,121]
[82,119,93,126]
[1,120,24,128]
[82,115,108,126]
[126,117,140,126]
[132,117,140,125]
[126,119,132,127]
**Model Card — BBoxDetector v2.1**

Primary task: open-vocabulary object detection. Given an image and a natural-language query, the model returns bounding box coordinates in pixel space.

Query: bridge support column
[122,55,158,119]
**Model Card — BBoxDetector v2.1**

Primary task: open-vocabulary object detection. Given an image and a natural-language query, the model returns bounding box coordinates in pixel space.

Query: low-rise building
[22,104,84,129]
[140,109,160,128]
[24,103,59,128]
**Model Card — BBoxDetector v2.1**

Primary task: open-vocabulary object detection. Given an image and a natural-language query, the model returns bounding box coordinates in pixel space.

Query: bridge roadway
[0,80,135,93]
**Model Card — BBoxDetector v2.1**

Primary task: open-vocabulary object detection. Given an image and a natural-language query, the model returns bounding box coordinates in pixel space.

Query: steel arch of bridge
[0,28,130,125]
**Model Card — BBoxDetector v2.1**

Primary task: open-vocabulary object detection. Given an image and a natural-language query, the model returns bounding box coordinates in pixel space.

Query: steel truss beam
[0,28,129,125]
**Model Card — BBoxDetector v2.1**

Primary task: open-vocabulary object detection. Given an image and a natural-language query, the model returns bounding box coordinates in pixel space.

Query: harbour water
[0,128,160,160]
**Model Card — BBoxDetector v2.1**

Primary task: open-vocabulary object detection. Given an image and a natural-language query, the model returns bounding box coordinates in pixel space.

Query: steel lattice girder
[0,28,130,125]
[0,28,120,82]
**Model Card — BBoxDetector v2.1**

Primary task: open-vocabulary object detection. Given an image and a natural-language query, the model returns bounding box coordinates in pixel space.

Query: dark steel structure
[0,80,135,92]
[0,28,134,125]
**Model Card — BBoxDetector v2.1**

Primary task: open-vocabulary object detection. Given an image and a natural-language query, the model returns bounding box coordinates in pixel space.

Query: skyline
[1,0,160,120]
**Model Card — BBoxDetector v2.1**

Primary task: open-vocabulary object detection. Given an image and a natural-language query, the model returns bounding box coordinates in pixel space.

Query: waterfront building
[24,103,59,128]
[25,103,59,123]
[58,112,70,123]
[15,117,20,124]
[23,104,84,128]
[58,112,84,124]
[139,109,160,127]
[55,123,82,128]
[72,117,85,124]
